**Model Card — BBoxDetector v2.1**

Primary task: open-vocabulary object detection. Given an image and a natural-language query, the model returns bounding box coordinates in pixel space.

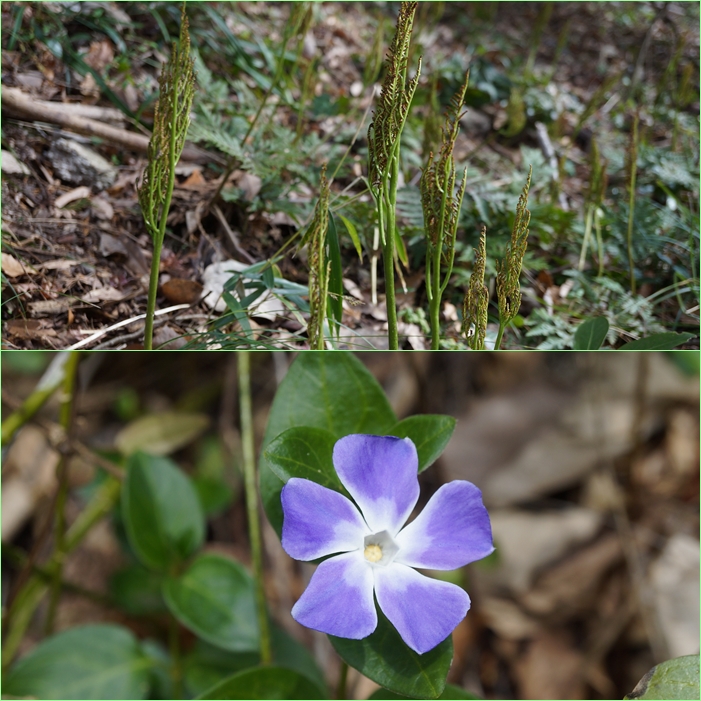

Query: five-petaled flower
[280,434,494,654]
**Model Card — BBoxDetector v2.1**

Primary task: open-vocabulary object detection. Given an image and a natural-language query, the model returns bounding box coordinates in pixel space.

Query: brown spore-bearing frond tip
[496,166,532,325]
[307,165,330,349]
[137,7,195,239]
[464,225,488,350]
[367,1,419,189]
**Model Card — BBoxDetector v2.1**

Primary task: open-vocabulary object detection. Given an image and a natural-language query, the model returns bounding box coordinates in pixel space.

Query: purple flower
[280,434,494,654]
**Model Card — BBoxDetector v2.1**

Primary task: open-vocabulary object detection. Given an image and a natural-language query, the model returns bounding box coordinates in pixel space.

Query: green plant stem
[1,353,73,447]
[169,615,182,700]
[44,351,81,635]
[383,155,401,350]
[429,247,441,350]
[2,477,121,670]
[495,321,507,350]
[238,351,272,665]
[144,82,180,350]
[336,660,349,700]
[627,114,639,295]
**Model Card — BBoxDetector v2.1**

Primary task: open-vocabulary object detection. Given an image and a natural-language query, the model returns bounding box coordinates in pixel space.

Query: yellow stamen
[364,544,382,563]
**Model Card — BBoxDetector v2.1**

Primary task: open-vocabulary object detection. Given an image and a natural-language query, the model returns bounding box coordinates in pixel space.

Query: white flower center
[363,530,399,566]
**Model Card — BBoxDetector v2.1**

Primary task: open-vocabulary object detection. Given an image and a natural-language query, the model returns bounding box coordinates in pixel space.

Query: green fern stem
[384,156,400,350]
[144,87,180,350]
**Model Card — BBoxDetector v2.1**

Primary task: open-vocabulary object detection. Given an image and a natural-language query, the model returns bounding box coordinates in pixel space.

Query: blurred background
[1,351,699,699]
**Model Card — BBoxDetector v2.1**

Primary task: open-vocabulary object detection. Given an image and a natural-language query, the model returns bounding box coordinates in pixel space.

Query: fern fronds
[495,165,532,348]
[420,70,469,349]
[306,164,330,349]
[138,4,195,349]
[367,1,421,190]
[366,1,420,350]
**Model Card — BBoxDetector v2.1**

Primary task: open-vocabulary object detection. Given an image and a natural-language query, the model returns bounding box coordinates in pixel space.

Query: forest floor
[1,2,699,349]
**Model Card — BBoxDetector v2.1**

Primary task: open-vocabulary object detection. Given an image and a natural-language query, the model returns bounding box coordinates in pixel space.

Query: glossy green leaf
[2,624,152,700]
[163,553,258,653]
[573,316,609,350]
[122,451,205,572]
[197,666,326,700]
[330,610,453,699]
[184,626,326,699]
[115,411,210,456]
[339,213,363,260]
[369,683,481,699]
[619,332,694,350]
[625,655,699,700]
[109,564,166,616]
[260,352,396,535]
[388,415,457,473]
[264,426,344,492]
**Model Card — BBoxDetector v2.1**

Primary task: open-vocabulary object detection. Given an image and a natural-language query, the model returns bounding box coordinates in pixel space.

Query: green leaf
[264,426,344,492]
[330,610,453,699]
[327,213,344,333]
[197,666,326,700]
[122,451,205,571]
[388,415,456,473]
[193,475,235,517]
[260,352,397,535]
[163,553,258,653]
[109,564,166,616]
[573,316,609,350]
[369,683,481,699]
[619,332,694,350]
[339,214,363,261]
[2,624,152,700]
[625,655,700,700]
[115,411,210,456]
[184,626,326,699]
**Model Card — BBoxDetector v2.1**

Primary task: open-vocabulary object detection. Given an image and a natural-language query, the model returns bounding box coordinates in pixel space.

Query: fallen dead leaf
[514,630,586,700]
[28,299,74,316]
[35,259,82,271]
[4,318,57,340]
[181,169,206,188]
[90,195,114,220]
[82,285,126,304]
[161,278,203,305]
[2,253,33,278]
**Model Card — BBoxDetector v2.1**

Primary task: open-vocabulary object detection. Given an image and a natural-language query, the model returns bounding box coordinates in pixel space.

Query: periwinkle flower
[280,434,494,654]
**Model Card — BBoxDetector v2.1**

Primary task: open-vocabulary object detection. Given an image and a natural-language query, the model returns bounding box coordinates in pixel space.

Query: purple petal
[281,478,368,561]
[333,435,419,534]
[395,481,494,570]
[374,563,470,654]
[291,552,377,639]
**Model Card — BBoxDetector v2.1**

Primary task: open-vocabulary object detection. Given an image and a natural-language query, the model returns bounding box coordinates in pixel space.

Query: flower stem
[169,615,182,699]
[238,351,272,665]
[336,660,349,700]
[44,351,81,635]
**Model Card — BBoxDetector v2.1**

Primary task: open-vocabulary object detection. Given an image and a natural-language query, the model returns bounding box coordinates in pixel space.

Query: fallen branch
[68,303,191,350]
[2,87,221,164]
